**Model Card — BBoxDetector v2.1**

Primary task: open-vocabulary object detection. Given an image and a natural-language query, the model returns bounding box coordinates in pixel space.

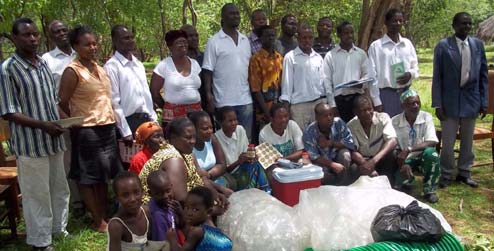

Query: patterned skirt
[162,101,202,123]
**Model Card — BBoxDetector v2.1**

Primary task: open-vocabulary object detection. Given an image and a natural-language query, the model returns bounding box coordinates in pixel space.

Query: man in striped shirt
[0,18,69,251]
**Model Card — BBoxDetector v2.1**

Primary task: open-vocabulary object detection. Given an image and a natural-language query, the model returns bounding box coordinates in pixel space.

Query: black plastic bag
[371,200,445,242]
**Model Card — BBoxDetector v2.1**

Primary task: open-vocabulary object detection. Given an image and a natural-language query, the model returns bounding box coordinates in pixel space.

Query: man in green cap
[391,90,441,203]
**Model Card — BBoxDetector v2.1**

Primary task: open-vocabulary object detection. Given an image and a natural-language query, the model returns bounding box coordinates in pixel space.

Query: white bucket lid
[272,165,324,183]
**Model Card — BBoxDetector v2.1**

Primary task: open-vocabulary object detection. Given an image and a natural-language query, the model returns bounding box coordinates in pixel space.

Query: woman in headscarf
[129,122,164,175]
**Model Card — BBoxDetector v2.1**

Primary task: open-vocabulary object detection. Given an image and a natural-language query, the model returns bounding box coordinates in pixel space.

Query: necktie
[460,41,470,86]
[408,126,416,148]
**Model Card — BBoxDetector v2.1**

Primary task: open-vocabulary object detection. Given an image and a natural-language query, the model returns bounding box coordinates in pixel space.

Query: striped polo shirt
[0,53,65,158]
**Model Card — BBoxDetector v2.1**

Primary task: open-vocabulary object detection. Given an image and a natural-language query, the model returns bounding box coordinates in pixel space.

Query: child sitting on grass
[147,170,185,244]
[107,171,149,251]
[166,186,232,251]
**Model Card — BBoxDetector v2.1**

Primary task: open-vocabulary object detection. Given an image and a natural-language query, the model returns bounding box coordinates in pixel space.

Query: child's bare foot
[91,220,108,233]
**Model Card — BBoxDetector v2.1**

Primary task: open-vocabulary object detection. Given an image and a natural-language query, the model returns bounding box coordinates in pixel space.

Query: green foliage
[1,0,494,60]
[409,0,494,47]
[464,234,494,251]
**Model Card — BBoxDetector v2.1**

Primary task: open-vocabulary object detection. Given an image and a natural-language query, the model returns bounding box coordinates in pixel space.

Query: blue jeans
[232,104,253,141]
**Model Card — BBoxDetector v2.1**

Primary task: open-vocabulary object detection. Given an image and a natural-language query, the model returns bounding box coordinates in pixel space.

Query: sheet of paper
[53,116,84,128]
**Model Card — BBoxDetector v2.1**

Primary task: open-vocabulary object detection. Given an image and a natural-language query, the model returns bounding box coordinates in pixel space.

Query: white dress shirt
[368,34,419,89]
[42,47,76,91]
[323,44,381,107]
[280,46,325,104]
[392,111,438,157]
[202,29,253,107]
[104,51,157,137]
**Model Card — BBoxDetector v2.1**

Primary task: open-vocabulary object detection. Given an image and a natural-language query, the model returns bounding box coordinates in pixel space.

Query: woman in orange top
[59,25,123,232]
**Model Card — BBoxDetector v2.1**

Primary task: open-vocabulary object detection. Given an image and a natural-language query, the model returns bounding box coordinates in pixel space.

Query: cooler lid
[272,165,324,183]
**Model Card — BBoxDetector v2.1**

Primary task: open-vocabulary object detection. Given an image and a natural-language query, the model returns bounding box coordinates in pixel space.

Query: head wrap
[135,122,162,145]
[400,89,419,103]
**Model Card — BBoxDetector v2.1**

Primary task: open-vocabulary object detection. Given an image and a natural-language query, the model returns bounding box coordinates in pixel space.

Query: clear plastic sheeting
[217,189,310,251]
[218,176,452,251]
[298,176,452,251]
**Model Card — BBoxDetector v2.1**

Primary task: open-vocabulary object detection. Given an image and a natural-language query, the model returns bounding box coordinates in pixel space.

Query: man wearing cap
[392,90,440,203]
[129,122,164,175]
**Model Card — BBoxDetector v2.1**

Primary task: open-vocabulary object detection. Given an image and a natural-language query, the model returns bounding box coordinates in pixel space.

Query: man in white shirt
[203,3,254,140]
[281,24,325,130]
[368,9,419,117]
[392,90,440,203]
[104,25,157,145]
[42,20,80,217]
[42,20,75,91]
[323,21,379,122]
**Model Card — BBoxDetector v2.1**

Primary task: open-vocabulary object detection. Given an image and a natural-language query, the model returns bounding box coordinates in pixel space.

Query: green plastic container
[304,233,464,251]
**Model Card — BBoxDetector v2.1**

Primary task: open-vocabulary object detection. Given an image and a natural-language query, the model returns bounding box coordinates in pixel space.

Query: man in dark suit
[432,12,488,188]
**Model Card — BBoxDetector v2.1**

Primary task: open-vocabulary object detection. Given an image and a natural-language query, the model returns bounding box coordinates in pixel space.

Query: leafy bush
[464,234,494,251]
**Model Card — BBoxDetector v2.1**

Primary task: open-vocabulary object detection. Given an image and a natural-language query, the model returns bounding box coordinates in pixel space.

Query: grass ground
[0,47,493,250]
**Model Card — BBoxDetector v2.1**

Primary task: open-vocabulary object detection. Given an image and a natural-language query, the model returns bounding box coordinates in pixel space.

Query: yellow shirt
[66,59,114,127]
[248,48,283,119]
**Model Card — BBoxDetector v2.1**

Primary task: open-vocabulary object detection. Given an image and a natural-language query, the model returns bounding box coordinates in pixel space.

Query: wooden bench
[0,167,20,239]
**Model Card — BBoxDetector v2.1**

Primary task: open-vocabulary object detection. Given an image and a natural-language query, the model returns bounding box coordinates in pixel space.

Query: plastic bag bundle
[297,176,451,251]
[217,189,309,251]
[217,176,451,251]
[371,200,445,242]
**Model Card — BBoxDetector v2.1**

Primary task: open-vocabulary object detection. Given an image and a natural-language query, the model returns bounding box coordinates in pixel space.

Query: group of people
[0,1,488,249]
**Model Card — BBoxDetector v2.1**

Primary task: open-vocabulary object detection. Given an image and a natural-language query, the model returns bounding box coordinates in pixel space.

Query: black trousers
[374,151,398,186]
[335,93,360,123]
[125,113,152,136]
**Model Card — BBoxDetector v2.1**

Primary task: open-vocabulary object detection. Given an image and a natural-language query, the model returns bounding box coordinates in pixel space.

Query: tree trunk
[357,0,407,51]
[267,0,276,18]
[402,0,413,38]
[182,0,188,25]
[69,0,77,20]
[158,0,166,59]
[0,37,3,61]
[187,0,198,27]
[40,14,51,53]
[358,0,382,51]
[0,15,4,61]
